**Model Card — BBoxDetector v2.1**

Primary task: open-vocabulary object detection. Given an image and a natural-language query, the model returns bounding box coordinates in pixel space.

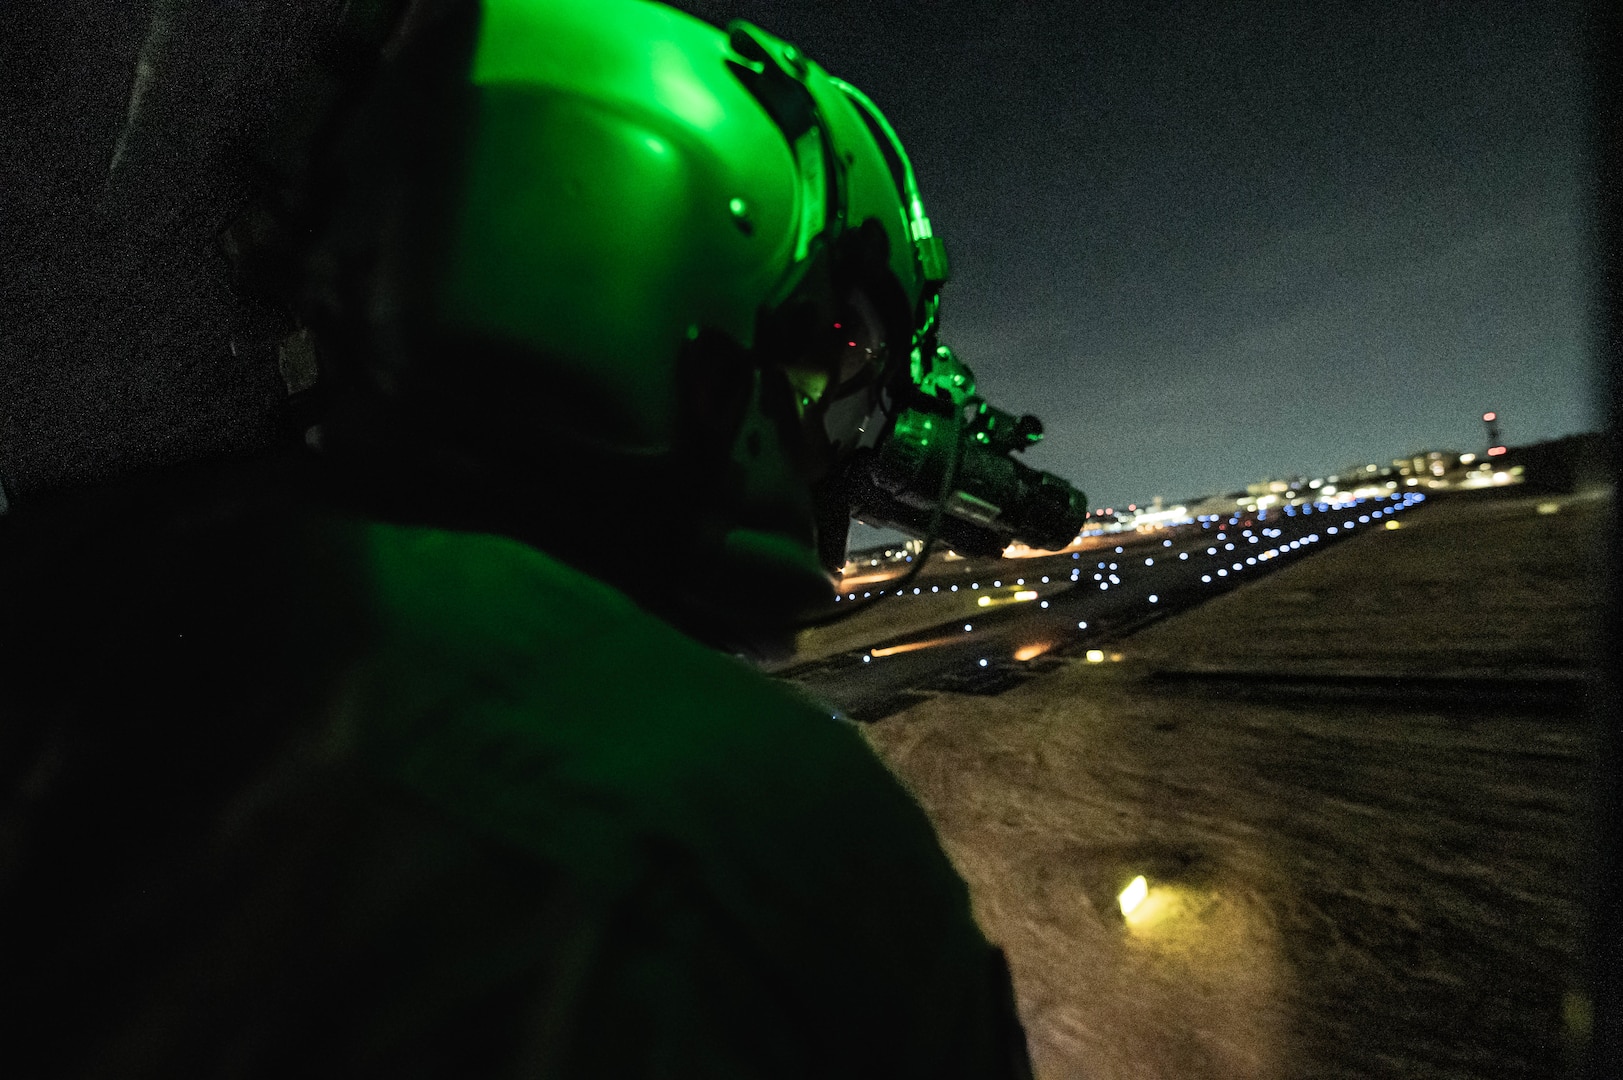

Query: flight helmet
[301,0,950,649]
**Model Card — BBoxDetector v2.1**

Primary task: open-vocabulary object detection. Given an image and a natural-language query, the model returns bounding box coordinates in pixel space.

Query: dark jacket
[0,454,1032,1078]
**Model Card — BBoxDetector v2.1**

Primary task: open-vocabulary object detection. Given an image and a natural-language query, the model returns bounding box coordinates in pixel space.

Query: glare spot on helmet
[644,136,667,155]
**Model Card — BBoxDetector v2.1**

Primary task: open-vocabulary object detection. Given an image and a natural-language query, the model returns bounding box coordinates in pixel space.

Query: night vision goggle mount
[848,345,1089,559]
[725,22,1085,567]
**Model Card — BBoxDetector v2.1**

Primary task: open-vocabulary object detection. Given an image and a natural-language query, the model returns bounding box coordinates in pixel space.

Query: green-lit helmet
[299,0,948,652]
[439,0,949,451]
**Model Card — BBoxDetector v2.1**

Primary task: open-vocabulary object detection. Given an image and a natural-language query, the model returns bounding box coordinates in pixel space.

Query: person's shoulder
[338,520,923,870]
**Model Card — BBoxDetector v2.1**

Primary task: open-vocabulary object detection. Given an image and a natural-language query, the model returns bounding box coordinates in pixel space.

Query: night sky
[673,0,1595,510]
[0,1,1597,513]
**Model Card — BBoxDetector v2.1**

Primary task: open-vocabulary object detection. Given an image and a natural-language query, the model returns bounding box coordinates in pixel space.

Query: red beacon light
[1482,411,1497,422]
[1487,445,1507,457]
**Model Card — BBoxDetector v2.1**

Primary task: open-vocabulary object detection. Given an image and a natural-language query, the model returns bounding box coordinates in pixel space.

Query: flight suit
[0,455,1033,1078]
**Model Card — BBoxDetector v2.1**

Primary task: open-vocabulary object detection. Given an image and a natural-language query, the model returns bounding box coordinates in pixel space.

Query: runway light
[1179,552,1188,560]
[870,637,954,657]
[862,655,871,663]
[1014,643,1050,662]
[1014,590,1039,601]
[1040,600,1049,608]
[1148,594,1158,603]
[1086,649,1106,663]
[964,623,973,631]
[1078,621,1088,629]
[1537,502,1560,515]
[978,658,989,667]
[977,595,992,607]
[1385,520,1402,530]
[1202,574,1212,582]
[1119,875,1149,916]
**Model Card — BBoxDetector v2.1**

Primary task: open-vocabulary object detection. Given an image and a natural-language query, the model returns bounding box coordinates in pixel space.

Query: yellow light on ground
[1013,643,1051,662]
[1014,590,1039,601]
[977,595,992,607]
[1119,875,1149,916]
[838,570,907,588]
[1384,520,1402,530]
[869,636,954,658]
[1537,502,1561,515]
[1086,649,1106,663]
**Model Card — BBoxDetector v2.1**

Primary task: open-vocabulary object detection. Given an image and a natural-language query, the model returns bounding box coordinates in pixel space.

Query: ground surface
[856,487,1608,1080]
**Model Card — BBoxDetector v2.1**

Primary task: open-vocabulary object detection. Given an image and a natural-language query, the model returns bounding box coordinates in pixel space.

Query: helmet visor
[781,287,898,459]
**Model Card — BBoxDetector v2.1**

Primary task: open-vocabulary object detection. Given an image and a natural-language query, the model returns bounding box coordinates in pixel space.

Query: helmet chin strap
[794,399,965,630]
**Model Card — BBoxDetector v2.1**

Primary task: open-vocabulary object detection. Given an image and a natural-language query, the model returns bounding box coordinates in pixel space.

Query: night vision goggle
[727,20,1086,565]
